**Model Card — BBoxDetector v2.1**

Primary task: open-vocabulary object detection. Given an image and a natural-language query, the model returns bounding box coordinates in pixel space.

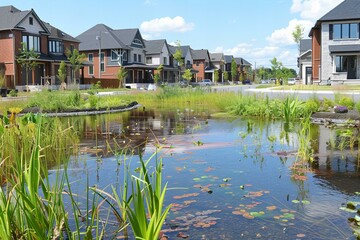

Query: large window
[111,49,119,61]
[138,54,142,63]
[88,53,94,75]
[49,40,63,53]
[22,35,40,52]
[163,57,167,65]
[335,56,347,72]
[331,23,359,40]
[133,54,137,62]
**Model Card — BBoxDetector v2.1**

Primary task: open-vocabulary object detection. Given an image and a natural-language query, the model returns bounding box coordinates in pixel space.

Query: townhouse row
[0,5,251,90]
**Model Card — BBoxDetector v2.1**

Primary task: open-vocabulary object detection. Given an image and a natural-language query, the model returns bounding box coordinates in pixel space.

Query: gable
[17,12,48,34]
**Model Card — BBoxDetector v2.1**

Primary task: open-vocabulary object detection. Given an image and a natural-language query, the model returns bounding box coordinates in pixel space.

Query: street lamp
[96,31,108,79]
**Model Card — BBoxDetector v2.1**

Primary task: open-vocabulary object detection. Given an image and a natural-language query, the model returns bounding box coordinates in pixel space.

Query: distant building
[299,39,312,85]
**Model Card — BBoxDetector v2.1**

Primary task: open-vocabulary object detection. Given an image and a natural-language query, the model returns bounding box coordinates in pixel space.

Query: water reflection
[58,109,360,239]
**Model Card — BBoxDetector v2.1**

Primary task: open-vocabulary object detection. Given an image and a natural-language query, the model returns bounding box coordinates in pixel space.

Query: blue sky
[2,0,344,69]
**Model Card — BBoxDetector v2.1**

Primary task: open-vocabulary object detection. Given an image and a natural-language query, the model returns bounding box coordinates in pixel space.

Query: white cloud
[140,16,194,33]
[266,19,314,46]
[291,0,343,20]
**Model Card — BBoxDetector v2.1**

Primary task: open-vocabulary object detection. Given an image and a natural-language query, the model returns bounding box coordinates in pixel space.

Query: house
[191,49,211,81]
[223,55,233,81]
[0,5,80,90]
[168,45,198,82]
[234,57,252,81]
[207,53,225,83]
[299,39,312,85]
[77,24,155,88]
[309,0,360,84]
[144,39,178,83]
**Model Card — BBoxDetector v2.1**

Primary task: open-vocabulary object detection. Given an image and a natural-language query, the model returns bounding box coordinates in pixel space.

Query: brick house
[191,49,212,81]
[0,5,80,90]
[309,0,360,84]
[77,24,159,88]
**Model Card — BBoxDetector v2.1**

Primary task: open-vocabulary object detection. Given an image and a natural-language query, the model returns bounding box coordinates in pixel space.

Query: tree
[66,49,86,85]
[182,69,192,82]
[153,64,163,85]
[173,41,183,67]
[57,61,67,83]
[223,71,229,82]
[231,59,237,81]
[16,42,39,87]
[292,24,304,54]
[117,66,128,88]
[214,69,219,83]
[270,57,283,80]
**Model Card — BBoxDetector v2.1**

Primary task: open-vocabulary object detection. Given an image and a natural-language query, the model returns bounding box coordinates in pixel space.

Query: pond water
[58,108,360,239]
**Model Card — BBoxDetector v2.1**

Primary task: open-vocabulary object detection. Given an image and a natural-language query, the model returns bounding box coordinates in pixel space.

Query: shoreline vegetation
[1,86,360,239]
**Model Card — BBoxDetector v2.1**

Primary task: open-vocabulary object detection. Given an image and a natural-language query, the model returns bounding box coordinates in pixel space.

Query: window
[133,54,137,62]
[146,57,152,64]
[331,23,359,39]
[335,56,347,72]
[163,57,167,65]
[88,53,94,75]
[100,52,105,72]
[138,54,141,63]
[122,51,127,61]
[111,49,119,61]
[29,17,33,25]
[49,40,63,53]
[133,38,142,45]
[22,35,40,52]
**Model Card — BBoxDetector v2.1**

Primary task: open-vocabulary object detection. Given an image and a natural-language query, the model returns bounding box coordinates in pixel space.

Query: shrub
[338,96,354,110]
[321,97,334,111]
[304,99,320,114]
[9,89,17,97]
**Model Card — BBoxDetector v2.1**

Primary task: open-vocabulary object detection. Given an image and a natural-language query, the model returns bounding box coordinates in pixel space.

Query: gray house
[144,39,178,83]
[310,0,360,83]
[299,39,312,85]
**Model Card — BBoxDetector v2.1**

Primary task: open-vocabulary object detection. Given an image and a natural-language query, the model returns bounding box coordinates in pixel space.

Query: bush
[321,97,334,111]
[9,89,17,97]
[338,96,354,110]
[304,98,320,114]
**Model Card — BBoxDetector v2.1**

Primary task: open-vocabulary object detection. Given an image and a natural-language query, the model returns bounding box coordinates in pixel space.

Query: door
[347,56,356,79]
[305,67,312,85]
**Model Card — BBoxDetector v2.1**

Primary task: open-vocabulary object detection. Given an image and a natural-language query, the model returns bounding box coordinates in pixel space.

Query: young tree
[57,61,67,83]
[16,42,39,87]
[223,71,229,82]
[231,59,237,81]
[117,66,128,88]
[173,41,184,67]
[292,24,304,54]
[182,69,192,82]
[66,49,86,85]
[214,69,219,83]
[153,64,163,85]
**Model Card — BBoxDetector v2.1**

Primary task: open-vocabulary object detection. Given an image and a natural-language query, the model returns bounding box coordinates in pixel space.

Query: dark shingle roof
[77,24,129,51]
[0,5,29,30]
[43,22,79,43]
[113,28,144,46]
[224,55,233,64]
[319,0,360,22]
[168,45,192,58]
[144,39,167,54]
[300,39,312,53]
[191,49,210,61]
[234,57,252,66]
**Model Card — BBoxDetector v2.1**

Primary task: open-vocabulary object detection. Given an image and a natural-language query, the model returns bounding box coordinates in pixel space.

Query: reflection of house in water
[76,109,209,157]
[311,124,360,195]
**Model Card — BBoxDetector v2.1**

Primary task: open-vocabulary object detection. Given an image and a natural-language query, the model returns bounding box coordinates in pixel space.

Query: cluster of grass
[0,112,170,239]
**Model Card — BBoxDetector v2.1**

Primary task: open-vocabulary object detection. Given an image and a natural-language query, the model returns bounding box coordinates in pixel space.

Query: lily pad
[301,200,310,205]
[292,200,300,204]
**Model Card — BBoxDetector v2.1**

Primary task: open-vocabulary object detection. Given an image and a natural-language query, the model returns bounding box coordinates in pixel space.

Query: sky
[1,0,344,69]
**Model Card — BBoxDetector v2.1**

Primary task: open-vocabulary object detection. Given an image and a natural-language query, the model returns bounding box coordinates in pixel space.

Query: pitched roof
[144,39,167,54]
[234,57,252,66]
[168,45,192,58]
[210,53,224,62]
[300,39,312,53]
[224,55,233,64]
[319,0,360,22]
[43,22,79,43]
[77,24,129,51]
[113,28,144,46]
[191,49,210,61]
[0,5,50,33]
